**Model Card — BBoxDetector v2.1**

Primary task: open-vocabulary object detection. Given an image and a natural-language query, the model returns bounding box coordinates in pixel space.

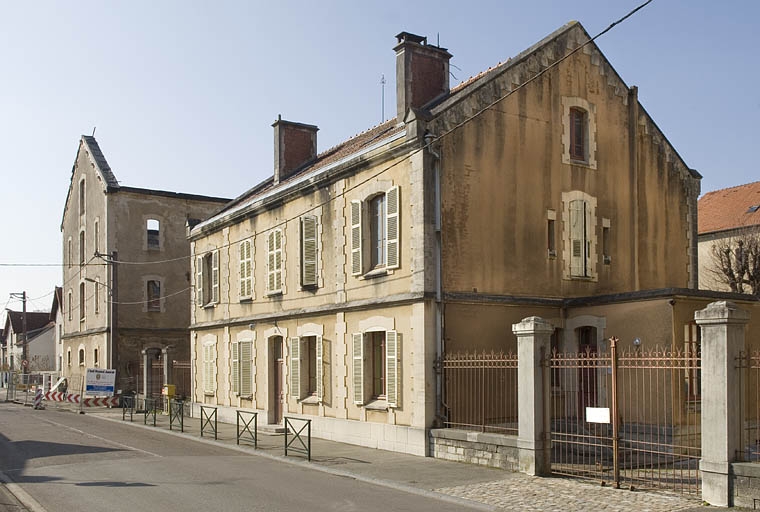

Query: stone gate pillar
[513,316,553,476]
[695,301,749,507]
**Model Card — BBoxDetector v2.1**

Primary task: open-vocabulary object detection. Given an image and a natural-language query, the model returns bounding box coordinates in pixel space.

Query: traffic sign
[21,359,28,368]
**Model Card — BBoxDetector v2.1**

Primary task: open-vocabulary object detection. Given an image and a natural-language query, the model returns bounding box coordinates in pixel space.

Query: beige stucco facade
[60,136,228,395]
[188,24,759,455]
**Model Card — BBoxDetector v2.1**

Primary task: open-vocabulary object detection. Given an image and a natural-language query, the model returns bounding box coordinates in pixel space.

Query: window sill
[300,395,321,405]
[239,297,253,303]
[362,268,390,280]
[364,399,389,411]
[265,291,283,298]
[201,302,218,310]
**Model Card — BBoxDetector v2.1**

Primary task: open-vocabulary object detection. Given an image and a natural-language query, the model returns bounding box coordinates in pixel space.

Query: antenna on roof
[437,33,440,47]
[380,74,386,123]
[91,126,96,136]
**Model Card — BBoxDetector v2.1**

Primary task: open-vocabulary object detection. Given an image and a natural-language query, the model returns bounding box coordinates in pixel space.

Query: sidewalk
[62,404,719,512]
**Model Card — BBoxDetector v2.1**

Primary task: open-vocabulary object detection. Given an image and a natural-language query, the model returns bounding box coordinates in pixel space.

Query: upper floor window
[93,219,99,254]
[239,240,253,299]
[569,108,587,161]
[300,216,318,288]
[94,278,100,314]
[68,237,72,268]
[79,179,85,216]
[562,97,597,169]
[79,282,86,321]
[147,280,161,311]
[562,191,598,281]
[147,219,160,250]
[266,229,283,295]
[351,186,400,277]
[196,250,219,307]
[79,230,86,266]
[67,290,72,321]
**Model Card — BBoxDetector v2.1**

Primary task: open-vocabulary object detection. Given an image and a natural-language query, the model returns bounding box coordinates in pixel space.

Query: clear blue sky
[1,0,757,319]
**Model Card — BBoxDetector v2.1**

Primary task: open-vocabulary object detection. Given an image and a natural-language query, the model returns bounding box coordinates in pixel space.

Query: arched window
[78,348,85,366]
[147,219,160,249]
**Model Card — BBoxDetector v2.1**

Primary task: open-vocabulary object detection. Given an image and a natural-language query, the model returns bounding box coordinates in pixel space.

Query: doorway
[269,336,284,424]
[577,326,597,419]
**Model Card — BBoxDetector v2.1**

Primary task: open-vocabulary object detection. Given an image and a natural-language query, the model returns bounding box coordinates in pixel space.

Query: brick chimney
[272,115,319,184]
[394,32,452,122]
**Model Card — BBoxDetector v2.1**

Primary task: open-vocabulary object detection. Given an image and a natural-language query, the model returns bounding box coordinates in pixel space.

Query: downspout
[425,132,445,426]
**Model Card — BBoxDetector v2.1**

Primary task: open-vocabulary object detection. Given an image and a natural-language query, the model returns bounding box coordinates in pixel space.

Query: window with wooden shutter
[211,250,220,303]
[240,341,252,397]
[350,201,362,276]
[385,330,399,408]
[385,186,399,269]
[569,199,587,277]
[289,337,301,399]
[301,216,318,287]
[203,343,216,394]
[231,342,239,395]
[315,335,323,401]
[239,240,252,298]
[196,256,204,306]
[268,230,283,294]
[352,333,364,404]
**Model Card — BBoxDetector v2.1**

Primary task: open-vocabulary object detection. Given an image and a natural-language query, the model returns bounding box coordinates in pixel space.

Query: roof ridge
[702,180,760,197]
[315,118,398,159]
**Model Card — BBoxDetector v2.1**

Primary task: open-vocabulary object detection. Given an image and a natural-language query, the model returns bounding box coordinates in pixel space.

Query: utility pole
[9,292,27,374]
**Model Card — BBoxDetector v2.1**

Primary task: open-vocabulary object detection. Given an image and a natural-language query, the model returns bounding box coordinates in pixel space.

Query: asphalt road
[0,403,484,512]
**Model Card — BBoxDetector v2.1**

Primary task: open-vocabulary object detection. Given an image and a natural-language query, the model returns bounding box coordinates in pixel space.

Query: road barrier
[169,400,184,432]
[200,405,217,440]
[144,398,157,426]
[284,417,311,461]
[122,396,135,421]
[236,411,257,448]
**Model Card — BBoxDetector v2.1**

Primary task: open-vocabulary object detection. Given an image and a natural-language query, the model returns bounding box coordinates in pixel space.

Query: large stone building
[187,23,758,455]
[61,135,230,396]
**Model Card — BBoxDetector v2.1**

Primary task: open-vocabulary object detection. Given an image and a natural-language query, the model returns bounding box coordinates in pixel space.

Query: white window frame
[351,329,399,408]
[196,250,219,307]
[561,191,598,281]
[351,185,400,277]
[300,216,318,288]
[202,337,217,395]
[289,329,324,403]
[231,338,253,398]
[239,239,254,300]
[266,229,283,295]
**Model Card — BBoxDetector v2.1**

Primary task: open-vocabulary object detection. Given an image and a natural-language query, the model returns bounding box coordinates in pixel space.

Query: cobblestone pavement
[436,475,708,511]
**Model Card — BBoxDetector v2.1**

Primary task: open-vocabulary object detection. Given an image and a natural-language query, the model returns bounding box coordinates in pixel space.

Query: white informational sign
[85,368,116,396]
[586,407,611,424]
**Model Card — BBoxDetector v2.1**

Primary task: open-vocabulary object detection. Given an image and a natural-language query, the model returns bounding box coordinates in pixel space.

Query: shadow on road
[76,481,156,488]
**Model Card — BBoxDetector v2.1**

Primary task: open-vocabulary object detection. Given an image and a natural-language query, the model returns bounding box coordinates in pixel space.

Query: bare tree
[708,226,760,297]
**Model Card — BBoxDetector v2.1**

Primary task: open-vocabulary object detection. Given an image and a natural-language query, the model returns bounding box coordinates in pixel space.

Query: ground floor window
[352,330,398,407]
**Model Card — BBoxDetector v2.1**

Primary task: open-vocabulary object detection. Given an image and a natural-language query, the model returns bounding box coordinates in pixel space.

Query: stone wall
[732,463,760,508]
[430,429,519,471]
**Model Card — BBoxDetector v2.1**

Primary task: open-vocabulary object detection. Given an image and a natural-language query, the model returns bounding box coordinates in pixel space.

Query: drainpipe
[425,132,445,426]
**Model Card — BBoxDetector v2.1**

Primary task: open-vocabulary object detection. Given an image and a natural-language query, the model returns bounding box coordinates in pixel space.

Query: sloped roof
[50,286,63,320]
[698,181,760,235]
[81,136,120,189]
[208,119,403,219]
[4,311,53,342]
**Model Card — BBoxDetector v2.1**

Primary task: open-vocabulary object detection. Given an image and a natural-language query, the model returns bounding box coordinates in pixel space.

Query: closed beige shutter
[386,186,399,269]
[569,200,585,277]
[211,250,220,302]
[240,341,252,397]
[316,335,323,401]
[350,201,362,275]
[274,230,282,291]
[301,216,318,286]
[267,232,275,292]
[385,331,399,407]
[352,333,364,404]
[239,241,252,298]
[196,256,204,306]
[289,337,301,399]
[231,342,239,395]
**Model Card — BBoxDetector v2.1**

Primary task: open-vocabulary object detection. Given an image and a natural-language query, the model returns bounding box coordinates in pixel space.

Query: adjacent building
[1,310,55,372]
[698,180,760,297]
[60,135,230,397]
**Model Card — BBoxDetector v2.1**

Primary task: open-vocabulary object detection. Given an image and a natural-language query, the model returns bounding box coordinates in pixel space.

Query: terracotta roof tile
[698,181,760,234]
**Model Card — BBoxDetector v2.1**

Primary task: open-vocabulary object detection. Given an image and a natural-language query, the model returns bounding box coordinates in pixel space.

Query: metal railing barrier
[144,398,157,427]
[236,411,258,448]
[284,417,311,461]
[169,399,185,432]
[200,405,218,440]
[122,396,134,422]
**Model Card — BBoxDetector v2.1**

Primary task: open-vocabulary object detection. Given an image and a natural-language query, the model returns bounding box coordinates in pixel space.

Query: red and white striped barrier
[34,389,44,409]
[44,392,118,407]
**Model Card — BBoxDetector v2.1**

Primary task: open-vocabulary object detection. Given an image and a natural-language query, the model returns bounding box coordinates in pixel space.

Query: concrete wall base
[430,428,519,471]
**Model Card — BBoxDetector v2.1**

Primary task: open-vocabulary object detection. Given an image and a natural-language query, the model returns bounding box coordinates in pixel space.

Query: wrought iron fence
[441,351,518,435]
[737,350,760,462]
[547,339,701,495]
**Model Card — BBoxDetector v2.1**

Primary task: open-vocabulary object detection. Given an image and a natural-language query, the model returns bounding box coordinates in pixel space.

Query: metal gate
[547,337,701,494]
